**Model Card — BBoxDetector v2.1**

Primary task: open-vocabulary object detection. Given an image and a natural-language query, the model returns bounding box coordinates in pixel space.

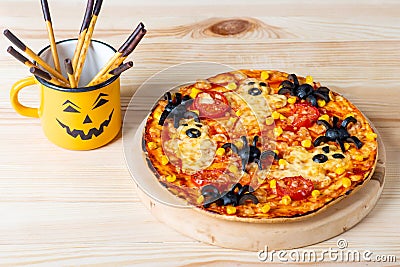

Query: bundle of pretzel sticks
[4,0,146,88]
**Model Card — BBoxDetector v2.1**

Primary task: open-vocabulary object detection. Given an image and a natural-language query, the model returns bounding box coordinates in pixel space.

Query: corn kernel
[161,155,169,165]
[335,167,346,175]
[265,117,275,126]
[366,132,377,141]
[226,206,237,215]
[317,99,326,107]
[287,96,297,104]
[345,113,355,118]
[329,91,335,101]
[312,190,320,198]
[216,147,225,156]
[154,111,162,120]
[228,165,239,174]
[226,82,237,90]
[269,179,277,189]
[344,143,350,150]
[278,159,288,166]
[274,126,283,137]
[280,114,286,120]
[354,155,364,161]
[272,111,281,120]
[149,128,161,135]
[318,114,330,122]
[192,110,200,115]
[166,174,176,183]
[281,195,292,205]
[260,204,271,213]
[305,75,313,85]
[301,139,312,148]
[229,117,237,124]
[261,71,269,81]
[236,109,243,116]
[196,194,205,205]
[234,141,243,149]
[189,88,202,99]
[341,177,352,188]
[147,142,158,150]
[258,177,266,184]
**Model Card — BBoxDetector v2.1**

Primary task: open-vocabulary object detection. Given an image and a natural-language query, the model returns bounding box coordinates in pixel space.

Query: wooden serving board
[124,118,385,251]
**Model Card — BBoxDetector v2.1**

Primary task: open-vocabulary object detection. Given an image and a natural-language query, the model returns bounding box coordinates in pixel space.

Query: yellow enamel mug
[10,39,121,150]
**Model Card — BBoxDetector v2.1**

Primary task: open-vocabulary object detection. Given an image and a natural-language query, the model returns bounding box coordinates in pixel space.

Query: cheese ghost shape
[164,119,217,174]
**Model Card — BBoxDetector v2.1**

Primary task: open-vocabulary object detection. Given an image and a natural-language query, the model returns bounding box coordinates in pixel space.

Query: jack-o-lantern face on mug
[10,39,122,150]
[56,93,114,140]
[35,76,122,150]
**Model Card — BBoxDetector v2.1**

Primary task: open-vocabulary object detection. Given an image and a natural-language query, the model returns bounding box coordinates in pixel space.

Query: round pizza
[142,70,378,220]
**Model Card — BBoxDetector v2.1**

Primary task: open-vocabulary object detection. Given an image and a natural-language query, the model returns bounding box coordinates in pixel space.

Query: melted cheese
[162,119,217,174]
[225,84,287,131]
[236,80,272,124]
[197,93,215,104]
[266,94,287,109]
[176,139,216,172]
[268,146,351,187]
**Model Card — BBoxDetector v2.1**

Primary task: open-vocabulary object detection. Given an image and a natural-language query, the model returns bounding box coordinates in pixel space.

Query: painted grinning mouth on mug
[56,109,114,140]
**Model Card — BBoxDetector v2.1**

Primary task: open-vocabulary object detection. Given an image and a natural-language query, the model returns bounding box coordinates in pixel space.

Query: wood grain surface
[0,0,399,265]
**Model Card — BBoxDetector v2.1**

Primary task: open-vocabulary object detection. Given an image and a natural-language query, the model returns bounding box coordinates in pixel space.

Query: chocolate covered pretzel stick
[7,46,36,68]
[64,58,77,88]
[30,67,69,87]
[72,0,94,71]
[87,61,134,86]
[110,28,146,70]
[74,0,103,84]
[40,0,61,72]
[4,29,68,84]
[87,23,145,86]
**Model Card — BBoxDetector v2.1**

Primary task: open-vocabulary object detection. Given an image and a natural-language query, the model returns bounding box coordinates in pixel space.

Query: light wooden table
[0,0,399,265]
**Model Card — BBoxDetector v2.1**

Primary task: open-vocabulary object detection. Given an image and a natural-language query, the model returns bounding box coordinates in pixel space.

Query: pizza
[142,70,378,220]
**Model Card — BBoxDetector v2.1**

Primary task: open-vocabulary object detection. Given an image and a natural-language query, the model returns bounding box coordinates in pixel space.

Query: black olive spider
[201,183,259,208]
[158,92,200,128]
[278,74,331,107]
[222,135,279,172]
[314,116,363,152]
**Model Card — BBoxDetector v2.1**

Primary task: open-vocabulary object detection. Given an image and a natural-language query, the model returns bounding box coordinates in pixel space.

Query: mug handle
[10,76,39,118]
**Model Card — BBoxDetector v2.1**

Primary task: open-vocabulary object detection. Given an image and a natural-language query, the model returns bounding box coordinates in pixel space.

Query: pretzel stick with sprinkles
[74,0,103,84]
[86,23,145,86]
[30,67,70,87]
[3,29,69,84]
[40,0,61,72]
[72,0,94,71]
[64,58,77,88]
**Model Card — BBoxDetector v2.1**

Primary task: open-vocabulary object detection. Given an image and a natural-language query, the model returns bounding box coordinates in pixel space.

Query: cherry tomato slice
[193,91,230,118]
[191,169,230,190]
[276,176,314,201]
[292,103,320,128]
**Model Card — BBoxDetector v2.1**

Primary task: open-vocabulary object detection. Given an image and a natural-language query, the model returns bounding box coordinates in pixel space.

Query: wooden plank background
[0,0,399,265]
